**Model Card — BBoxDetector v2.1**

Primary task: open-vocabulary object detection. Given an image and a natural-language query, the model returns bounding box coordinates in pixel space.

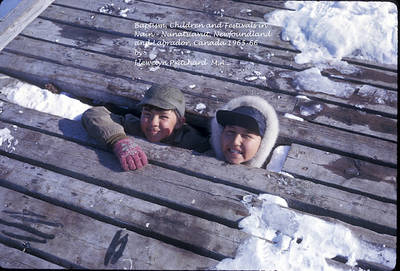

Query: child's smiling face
[221,125,262,164]
[140,106,182,142]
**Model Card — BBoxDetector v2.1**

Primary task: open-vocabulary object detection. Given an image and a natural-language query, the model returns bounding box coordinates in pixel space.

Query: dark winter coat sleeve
[81,106,142,149]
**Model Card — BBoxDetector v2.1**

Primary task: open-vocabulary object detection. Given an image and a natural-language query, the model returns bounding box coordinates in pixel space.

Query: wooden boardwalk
[0,0,397,269]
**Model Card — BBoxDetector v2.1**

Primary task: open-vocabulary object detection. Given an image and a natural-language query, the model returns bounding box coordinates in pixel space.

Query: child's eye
[160,115,169,120]
[142,112,151,118]
[242,134,253,139]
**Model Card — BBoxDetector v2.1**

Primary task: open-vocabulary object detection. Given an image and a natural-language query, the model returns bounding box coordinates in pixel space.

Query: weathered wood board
[282,144,397,202]
[18,17,397,141]
[0,104,396,269]
[0,243,63,269]
[0,155,250,259]
[0,103,396,236]
[50,0,398,91]
[0,187,218,269]
[133,0,398,90]
[292,99,397,142]
[0,49,396,167]
[36,3,398,116]
[0,120,251,226]
[0,0,397,268]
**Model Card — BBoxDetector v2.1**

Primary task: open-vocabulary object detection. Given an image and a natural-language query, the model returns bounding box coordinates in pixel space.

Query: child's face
[221,125,262,164]
[140,107,182,142]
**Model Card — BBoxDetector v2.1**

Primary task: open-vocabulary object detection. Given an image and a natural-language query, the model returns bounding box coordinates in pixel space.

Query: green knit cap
[138,85,185,117]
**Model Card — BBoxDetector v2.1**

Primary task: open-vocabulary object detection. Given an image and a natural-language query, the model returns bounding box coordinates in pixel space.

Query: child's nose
[233,134,242,145]
[150,115,159,126]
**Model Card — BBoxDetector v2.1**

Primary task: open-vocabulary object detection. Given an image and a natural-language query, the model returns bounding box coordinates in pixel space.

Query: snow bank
[1,81,91,120]
[266,1,398,65]
[216,194,396,270]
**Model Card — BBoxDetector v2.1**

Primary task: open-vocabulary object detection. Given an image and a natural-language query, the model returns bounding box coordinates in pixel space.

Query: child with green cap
[82,84,210,171]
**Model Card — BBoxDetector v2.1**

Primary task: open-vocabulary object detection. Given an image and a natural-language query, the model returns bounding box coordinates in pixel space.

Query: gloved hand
[112,137,148,171]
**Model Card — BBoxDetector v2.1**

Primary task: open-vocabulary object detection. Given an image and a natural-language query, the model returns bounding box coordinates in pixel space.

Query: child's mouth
[229,149,242,155]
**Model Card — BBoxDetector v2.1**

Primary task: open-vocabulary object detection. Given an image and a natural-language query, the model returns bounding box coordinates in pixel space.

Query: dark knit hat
[216,106,266,137]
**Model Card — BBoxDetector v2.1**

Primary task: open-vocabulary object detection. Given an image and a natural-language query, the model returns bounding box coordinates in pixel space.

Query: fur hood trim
[210,96,279,168]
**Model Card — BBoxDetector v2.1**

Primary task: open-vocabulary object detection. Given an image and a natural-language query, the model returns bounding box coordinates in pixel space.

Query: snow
[216,194,396,270]
[265,2,397,99]
[299,103,323,117]
[266,1,397,65]
[0,81,91,121]
[194,103,206,113]
[284,113,304,122]
[267,145,291,173]
[0,127,18,152]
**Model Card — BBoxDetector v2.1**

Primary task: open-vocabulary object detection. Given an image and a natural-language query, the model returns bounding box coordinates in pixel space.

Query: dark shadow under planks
[0,44,396,166]
[282,144,397,202]
[0,187,217,269]
[0,105,396,235]
[0,155,248,259]
[0,242,63,269]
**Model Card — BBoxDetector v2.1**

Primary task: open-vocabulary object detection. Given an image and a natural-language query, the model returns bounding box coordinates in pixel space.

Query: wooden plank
[320,66,397,91]
[37,3,397,115]
[0,49,397,165]
[0,243,63,269]
[0,107,396,266]
[131,0,398,90]
[0,187,218,269]
[0,65,396,166]
[230,0,291,10]
[0,44,296,116]
[33,10,309,72]
[0,155,248,259]
[47,1,398,91]
[278,117,396,167]
[0,0,54,51]
[135,0,282,22]
[282,144,397,202]
[0,110,396,235]
[52,0,296,51]
[15,19,398,141]
[292,99,397,142]
[1,159,394,270]
[0,120,250,226]
[343,57,397,73]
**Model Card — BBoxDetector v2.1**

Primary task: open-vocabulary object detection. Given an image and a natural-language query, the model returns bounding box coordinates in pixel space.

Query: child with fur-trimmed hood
[210,96,279,168]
